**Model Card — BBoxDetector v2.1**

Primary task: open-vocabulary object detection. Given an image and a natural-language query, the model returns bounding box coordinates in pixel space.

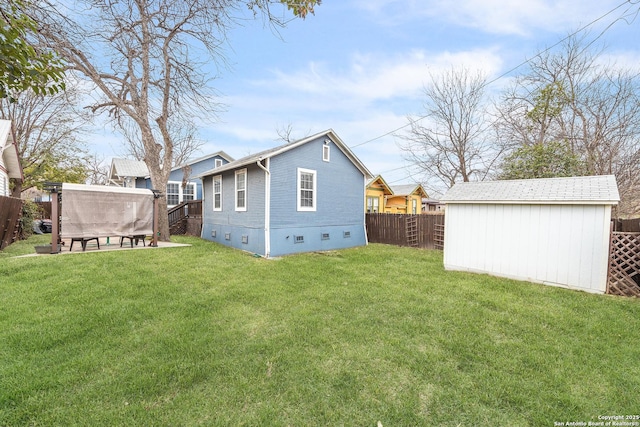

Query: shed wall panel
[444,203,611,293]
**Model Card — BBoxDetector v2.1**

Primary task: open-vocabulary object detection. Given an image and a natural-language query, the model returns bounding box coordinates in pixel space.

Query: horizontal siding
[444,203,611,293]
[201,164,267,255]
[270,136,365,229]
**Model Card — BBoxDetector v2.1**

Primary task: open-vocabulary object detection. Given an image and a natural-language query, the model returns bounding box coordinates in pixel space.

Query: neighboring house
[422,198,445,212]
[107,151,233,207]
[0,120,22,197]
[107,158,149,189]
[162,152,234,206]
[365,175,393,213]
[197,129,373,257]
[441,175,620,294]
[386,184,428,214]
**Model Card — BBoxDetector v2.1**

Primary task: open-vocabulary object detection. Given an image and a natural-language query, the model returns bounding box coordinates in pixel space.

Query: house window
[321,233,330,240]
[323,144,330,162]
[166,181,195,206]
[183,183,195,201]
[213,175,222,211]
[297,168,316,212]
[235,168,247,211]
[166,182,180,206]
[215,158,223,168]
[412,198,417,214]
[343,231,351,238]
[367,196,379,213]
[295,235,304,244]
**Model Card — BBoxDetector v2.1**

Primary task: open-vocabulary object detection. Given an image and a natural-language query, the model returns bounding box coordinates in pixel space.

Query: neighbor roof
[197,129,372,179]
[366,175,393,194]
[173,151,234,172]
[110,158,149,178]
[441,175,620,205]
[390,184,428,198]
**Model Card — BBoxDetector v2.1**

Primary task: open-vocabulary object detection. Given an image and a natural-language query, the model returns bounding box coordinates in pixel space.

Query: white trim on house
[235,168,247,212]
[256,159,271,258]
[166,180,196,207]
[297,167,317,212]
[213,175,222,211]
[323,144,330,162]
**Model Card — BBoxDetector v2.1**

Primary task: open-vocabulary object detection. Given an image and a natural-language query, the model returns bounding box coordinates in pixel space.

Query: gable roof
[110,158,150,178]
[366,175,394,195]
[197,129,372,179]
[390,184,428,198]
[0,120,23,180]
[441,175,620,205]
[173,151,234,172]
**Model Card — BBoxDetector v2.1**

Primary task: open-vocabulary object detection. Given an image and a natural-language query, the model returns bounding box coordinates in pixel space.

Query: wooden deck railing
[168,200,202,235]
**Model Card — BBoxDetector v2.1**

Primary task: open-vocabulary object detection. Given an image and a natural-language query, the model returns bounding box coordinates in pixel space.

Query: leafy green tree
[0,1,65,100]
[499,140,584,180]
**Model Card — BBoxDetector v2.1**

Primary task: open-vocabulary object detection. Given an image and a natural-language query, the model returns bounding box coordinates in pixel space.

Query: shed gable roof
[442,175,620,205]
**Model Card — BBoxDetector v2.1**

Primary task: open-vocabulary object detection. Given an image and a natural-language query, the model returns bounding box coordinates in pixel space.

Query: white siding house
[0,120,22,197]
[441,175,620,294]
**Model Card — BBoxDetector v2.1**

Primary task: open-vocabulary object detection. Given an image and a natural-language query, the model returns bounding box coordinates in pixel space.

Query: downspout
[256,158,270,257]
[363,176,369,245]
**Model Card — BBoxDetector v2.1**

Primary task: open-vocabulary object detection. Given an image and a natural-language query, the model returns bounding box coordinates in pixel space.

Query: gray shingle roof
[111,158,149,178]
[441,175,620,205]
[196,129,372,179]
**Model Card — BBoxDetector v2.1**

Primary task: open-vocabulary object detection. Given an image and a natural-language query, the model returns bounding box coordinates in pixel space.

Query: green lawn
[1,235,639,426]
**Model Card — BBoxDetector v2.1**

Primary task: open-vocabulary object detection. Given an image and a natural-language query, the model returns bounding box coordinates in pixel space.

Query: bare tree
[400,68,498,194]
[0,82,90,195]
[86,154,109,186]
[29,0,320,240]
[495,34,640,216]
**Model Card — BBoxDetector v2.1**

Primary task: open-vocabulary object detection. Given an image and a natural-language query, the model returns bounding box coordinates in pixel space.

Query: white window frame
[166,181,196,207]
[323,144,330,162]
[235,168,247,212]
[367,196,379,213]
[215,158,223,168]
[297,168,317,212]
[213,175,222,211]
[166,182,180,206]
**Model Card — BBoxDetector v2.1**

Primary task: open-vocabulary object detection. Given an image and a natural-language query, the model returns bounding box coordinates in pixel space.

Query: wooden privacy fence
[0,195,23,250]
[608,232,640,297]
[366,213,445,250]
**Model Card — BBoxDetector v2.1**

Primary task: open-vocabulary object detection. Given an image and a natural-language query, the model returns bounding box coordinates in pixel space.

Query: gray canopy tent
[48,183,160,253]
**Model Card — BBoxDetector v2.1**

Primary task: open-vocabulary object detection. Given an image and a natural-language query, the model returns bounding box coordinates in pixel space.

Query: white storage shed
[441,175,619,294]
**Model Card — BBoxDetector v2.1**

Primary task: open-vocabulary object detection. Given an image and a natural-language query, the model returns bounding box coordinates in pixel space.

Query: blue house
[108,151,233,207]
[197,129,373,257]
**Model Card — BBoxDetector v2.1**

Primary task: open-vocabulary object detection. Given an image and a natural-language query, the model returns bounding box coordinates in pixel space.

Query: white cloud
[353,0,630,37]
[249,48,503,105]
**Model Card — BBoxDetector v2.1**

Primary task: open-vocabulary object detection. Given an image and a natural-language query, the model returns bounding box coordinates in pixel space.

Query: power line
[351,0,639,151]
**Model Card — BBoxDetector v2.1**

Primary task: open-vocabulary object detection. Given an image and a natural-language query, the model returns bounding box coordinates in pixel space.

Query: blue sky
[95,0,640,195]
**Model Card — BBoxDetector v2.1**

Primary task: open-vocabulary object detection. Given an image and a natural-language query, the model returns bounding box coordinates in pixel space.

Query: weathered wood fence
[0,195,24,250]
[366,213,445,250]
[613,218,640,232]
